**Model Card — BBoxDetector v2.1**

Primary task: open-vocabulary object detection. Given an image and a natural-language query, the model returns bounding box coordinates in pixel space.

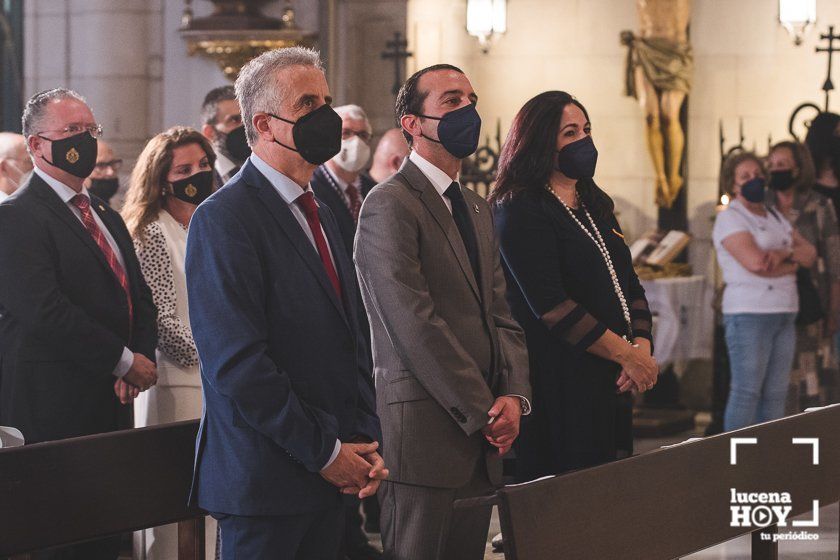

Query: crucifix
[816,25,840,111]
[381,31,412,96]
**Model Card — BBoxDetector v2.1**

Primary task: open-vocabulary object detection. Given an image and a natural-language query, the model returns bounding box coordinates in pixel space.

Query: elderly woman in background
[714,151,816,431]
[767,140,840,410]
[121,126,217,560]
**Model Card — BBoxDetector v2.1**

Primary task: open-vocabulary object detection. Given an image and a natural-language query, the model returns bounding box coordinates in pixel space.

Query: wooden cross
[381,31,412,96]
[816,25,840,111]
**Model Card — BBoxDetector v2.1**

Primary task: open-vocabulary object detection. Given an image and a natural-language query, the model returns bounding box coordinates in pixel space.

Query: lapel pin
[473,203,479,213]
[98,204,106,212]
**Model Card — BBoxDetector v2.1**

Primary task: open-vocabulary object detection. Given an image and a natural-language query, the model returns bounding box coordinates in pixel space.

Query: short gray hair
[21,88,88,138]
[235,47,324,145]
[334,104,372,135]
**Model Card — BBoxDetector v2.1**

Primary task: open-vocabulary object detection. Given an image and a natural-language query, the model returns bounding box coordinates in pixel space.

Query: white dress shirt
[34,167,134,378]
[407,150,532,416]
[409,150,458,213]
[215,151,238,180]
[249,154,343,469]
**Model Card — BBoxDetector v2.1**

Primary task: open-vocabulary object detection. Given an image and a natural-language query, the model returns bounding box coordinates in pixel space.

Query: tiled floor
[365,426,838,560]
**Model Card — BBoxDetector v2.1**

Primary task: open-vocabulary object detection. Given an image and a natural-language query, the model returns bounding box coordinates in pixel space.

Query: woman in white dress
[122,126,218,560]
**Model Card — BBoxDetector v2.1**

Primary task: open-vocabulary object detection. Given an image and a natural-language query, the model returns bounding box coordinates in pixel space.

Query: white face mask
[332,136,371,173]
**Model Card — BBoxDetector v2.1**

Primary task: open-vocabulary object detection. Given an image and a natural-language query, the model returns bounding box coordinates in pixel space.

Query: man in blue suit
[186,46,386,560]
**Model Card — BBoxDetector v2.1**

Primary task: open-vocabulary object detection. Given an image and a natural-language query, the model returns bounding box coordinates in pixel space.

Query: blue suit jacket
[186,159,381,516]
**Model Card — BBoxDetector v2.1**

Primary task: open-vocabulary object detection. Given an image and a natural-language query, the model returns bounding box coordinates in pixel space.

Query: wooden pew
[467,404,840,559]
[0,420,204,559]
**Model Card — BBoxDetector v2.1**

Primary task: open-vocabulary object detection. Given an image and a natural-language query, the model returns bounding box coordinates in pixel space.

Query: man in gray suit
[354,64,531,560]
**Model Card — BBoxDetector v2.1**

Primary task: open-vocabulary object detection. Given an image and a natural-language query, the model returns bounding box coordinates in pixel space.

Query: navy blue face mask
[556,135,598,180]
[418,103,482,159]
[740,177,767,203]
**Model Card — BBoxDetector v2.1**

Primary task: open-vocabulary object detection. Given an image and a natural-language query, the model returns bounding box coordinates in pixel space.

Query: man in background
[0,132,32,202]
[83,139,122,207]
[311,104,376,257]
[367,127,408,184]
[200,85,251,186]
[0,87,158,560]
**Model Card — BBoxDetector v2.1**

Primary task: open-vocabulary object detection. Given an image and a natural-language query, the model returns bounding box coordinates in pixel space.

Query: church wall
[407,0,840,278]
[23,0,322,204]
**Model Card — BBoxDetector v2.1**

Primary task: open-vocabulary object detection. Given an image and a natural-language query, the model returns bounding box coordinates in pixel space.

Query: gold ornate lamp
[180,0,316,81]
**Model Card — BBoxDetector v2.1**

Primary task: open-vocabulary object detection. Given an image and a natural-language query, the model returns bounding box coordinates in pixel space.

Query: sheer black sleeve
[495,195,608,351]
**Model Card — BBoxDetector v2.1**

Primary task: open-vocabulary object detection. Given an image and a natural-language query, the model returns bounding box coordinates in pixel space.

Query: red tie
[71,194,133,323]
[345,182,362,224]
[297,191,343,301]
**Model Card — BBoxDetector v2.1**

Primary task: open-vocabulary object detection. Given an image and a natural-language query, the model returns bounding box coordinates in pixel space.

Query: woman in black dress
[490,91,659,481]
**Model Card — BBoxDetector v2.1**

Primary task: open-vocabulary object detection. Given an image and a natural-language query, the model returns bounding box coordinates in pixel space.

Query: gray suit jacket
[354,158,530,489]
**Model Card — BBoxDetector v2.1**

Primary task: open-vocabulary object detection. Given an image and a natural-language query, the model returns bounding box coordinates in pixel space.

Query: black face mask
[88,177,120,203]
[223,125,251,163]
[418,103,482,159]
[268,104,342,165]
[39,131,98,178]
[170,170,214,205]
[556,135,598,180]
[769,169,796,191]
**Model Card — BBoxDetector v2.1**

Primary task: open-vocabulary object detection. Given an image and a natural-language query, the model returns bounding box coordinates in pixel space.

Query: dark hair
[395,64,464,146]
[804,111,840,180]
[769,140,815,192]
[489,90,614,219]
[201,85,236,126]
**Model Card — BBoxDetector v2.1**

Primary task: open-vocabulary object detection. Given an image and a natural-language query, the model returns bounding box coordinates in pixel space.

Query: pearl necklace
[553,190,634,341]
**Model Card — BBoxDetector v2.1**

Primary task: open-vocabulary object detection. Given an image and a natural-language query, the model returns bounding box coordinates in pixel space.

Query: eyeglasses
[94,159,123,172]
[36,123,104,139]
[342,129,371,143]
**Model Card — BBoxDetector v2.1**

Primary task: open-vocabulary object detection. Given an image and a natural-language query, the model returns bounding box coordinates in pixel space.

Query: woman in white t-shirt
[713,152,817,431]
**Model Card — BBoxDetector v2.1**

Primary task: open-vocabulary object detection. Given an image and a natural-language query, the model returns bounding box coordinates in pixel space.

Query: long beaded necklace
[553,188,634,341]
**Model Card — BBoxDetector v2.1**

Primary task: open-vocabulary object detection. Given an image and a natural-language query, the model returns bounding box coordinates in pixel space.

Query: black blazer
[310,165,376,257]
[0,172,157,444]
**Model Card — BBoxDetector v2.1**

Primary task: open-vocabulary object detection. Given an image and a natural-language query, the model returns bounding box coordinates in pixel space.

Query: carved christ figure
[622,0,693,208]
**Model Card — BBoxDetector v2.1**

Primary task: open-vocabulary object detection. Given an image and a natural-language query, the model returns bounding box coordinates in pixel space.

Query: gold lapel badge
[66,148,80,164]
[473,203,480,213]
[98,204,106,212]
[185,184,198,197]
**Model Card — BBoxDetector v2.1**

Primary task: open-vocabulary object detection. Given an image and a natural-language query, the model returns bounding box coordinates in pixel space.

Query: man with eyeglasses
[201,85,251,186]
[0,132,32,202]
[0,88,158,559]
[310,104,376,258]
[82,139,123,207]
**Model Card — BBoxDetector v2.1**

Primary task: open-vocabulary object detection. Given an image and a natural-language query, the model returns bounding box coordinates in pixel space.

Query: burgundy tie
[296,191,343,301]
[71,194,133,323]
[345,182,362,224]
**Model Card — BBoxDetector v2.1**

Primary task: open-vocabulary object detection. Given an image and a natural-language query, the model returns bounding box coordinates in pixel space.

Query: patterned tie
[345,182,362,224]
[70,194,133,323]
[296,191,343,301]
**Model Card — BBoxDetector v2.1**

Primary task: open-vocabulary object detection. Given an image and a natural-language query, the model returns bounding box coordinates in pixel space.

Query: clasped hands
[482,396,522,456]
[320,441,389,499]
[114,352,158,404]
[615,338,659,394]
